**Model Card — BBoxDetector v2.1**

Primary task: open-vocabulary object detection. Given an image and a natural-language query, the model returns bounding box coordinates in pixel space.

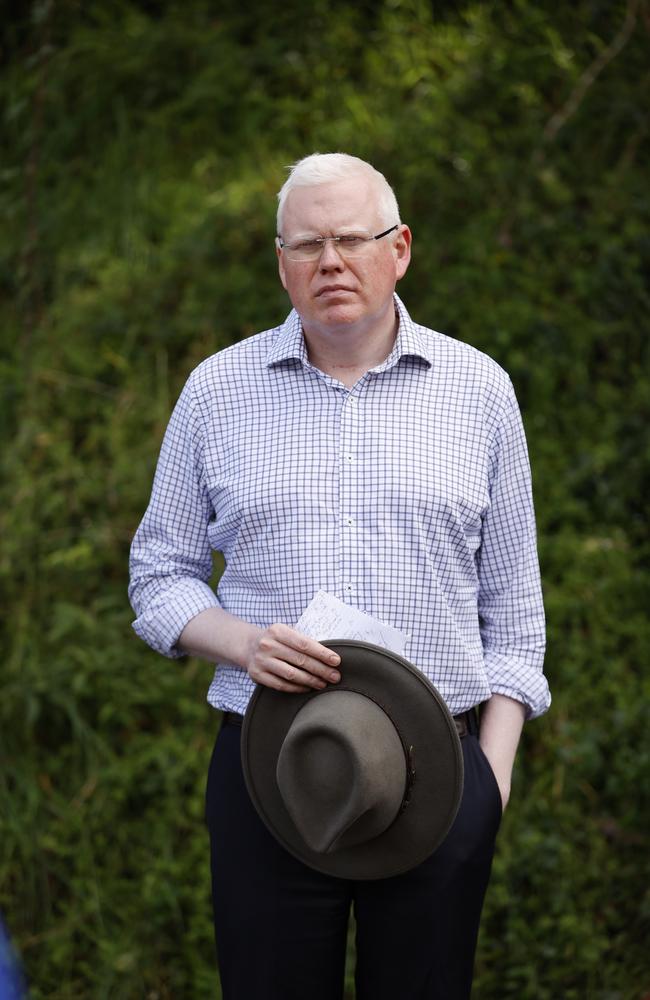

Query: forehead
[281,175,381,235]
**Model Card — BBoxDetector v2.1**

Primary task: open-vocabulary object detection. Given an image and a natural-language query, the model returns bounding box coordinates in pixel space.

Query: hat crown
[276,690,406,854]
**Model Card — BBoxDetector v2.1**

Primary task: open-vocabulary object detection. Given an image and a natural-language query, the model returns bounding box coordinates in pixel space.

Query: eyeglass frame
[277,225,400,261]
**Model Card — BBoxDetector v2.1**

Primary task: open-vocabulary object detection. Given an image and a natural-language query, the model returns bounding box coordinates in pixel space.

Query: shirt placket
[338,388,362,604]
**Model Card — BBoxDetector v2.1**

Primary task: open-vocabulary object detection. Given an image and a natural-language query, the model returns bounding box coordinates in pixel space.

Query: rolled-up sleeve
[477,382,551,719]
[128,377,221,657]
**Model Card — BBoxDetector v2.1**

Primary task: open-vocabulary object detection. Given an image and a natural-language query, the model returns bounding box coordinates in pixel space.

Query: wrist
[241,623,263,670]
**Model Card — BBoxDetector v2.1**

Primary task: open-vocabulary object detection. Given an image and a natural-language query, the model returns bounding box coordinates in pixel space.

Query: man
[129,153,550,999]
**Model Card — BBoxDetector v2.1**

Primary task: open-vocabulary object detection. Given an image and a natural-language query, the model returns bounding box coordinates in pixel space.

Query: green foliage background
[1,1,649,996]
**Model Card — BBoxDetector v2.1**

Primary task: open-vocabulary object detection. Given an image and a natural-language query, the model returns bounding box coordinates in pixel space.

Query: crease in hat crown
[275,689,407,854]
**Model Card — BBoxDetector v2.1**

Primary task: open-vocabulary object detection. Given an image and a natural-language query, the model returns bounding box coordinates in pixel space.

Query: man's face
[277,174,411,340]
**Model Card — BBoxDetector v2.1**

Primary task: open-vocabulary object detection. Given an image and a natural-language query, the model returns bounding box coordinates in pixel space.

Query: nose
[318,238,345,271]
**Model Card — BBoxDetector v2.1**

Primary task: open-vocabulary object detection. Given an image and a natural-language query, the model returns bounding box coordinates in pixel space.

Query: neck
[302,305,398,389]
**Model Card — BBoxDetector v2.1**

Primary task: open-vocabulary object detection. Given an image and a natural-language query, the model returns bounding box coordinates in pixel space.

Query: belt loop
[453,709,479,739]
[466,707,479,737]
[222,711,244,728]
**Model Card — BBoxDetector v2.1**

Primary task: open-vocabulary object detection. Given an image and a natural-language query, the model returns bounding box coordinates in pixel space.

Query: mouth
[316,285,355,297]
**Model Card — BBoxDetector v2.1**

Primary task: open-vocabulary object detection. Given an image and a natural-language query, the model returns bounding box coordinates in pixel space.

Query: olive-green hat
[241,640,464,880]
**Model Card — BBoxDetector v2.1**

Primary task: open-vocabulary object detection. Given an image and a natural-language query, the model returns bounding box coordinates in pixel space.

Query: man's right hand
[246,623,341,693]
[178,608,341,694]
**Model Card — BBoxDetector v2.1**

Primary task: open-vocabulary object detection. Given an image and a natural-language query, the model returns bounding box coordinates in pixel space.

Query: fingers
[258,624,342,681]
[250,665,313,694]
[252,653,326,693]
[247,623,341,693]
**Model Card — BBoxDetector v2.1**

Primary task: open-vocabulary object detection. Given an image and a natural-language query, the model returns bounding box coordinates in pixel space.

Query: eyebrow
[284,227,369,239]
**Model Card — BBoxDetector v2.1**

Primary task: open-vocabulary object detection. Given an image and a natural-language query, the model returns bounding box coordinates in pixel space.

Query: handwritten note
[295,590,408,656]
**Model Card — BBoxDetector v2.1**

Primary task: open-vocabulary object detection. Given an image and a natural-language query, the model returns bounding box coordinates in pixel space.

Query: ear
[276,240,288,290]
[394,224,412,281]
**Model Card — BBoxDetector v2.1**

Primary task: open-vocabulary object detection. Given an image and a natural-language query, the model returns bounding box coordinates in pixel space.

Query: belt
[222,709,475,738]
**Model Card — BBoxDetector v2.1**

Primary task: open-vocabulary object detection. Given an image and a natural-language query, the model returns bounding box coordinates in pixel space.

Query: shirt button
[345,454,354,463]
[345,517,355,527]
[344,583,355,595]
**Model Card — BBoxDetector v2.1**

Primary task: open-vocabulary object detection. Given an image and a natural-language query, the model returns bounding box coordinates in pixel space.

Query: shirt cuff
[483,652,551,720]
[131,580,221,658]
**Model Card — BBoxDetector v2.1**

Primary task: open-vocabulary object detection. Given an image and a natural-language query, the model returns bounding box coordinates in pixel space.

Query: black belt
[222,709,476,738]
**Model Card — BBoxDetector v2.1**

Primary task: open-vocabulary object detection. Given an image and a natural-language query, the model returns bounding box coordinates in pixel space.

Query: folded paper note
[295,590,408,656]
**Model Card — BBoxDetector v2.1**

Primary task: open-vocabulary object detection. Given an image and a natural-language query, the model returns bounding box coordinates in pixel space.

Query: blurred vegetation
[1,0,649,996]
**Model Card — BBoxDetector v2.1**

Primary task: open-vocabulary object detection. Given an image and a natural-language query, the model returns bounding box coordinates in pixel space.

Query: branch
[542,0,641,144]
[498,1,643,246]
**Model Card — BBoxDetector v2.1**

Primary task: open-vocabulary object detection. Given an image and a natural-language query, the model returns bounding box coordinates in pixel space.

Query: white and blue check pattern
[129,295,550,719]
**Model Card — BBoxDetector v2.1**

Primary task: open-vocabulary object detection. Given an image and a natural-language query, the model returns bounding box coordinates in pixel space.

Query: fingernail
[330,672,340,683]
[329,653,340,664]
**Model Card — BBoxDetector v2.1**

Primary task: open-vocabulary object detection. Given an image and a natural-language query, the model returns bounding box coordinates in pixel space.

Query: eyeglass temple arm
[373,225,399,240]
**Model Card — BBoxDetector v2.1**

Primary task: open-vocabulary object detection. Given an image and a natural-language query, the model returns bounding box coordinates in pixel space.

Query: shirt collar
[386,294,434,370]
[266,293,433,370]
[266,309,309,367]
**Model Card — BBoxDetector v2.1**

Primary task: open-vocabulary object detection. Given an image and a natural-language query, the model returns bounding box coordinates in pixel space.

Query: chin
[317,306,363,327]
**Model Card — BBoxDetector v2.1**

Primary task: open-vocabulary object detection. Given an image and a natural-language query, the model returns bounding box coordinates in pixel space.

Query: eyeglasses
[277,225,399,262]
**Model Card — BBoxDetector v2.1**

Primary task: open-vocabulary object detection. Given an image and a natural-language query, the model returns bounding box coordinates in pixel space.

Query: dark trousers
[206,716,502,1000]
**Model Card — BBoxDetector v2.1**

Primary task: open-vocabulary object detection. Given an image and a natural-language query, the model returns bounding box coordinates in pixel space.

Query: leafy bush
[1,1,648,996]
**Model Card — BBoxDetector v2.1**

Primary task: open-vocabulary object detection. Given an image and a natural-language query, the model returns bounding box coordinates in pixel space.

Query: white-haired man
[129,153,550,999]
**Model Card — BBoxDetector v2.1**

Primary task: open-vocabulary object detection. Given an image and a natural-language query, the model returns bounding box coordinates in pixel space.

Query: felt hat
[241,640,464,880]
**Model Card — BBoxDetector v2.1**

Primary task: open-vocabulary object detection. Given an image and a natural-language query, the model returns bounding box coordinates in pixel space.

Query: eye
[293,239,322,251]
[338,234,367,247]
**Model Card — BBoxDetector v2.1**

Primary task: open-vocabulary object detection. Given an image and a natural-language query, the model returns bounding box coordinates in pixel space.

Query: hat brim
[241,640,464,880]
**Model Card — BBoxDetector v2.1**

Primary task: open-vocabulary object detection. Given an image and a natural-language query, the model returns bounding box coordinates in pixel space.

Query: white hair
[276,152,401,235]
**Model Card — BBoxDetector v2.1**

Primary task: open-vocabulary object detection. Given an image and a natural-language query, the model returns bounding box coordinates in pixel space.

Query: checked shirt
[129,295,550,719]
